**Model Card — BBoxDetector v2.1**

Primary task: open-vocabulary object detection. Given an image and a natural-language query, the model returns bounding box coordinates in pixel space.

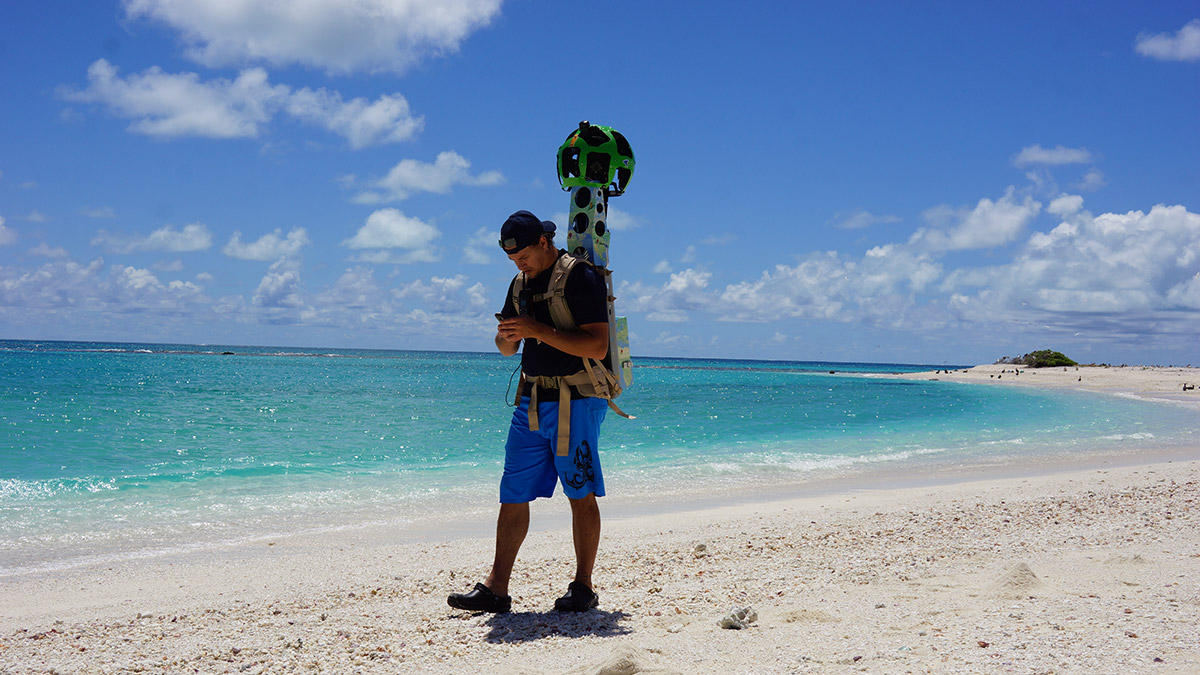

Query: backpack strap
[522,373,573,455]
[509,252,578,331]
[605,398,634,420]
[510,272,526,317]
[533,253,579,332]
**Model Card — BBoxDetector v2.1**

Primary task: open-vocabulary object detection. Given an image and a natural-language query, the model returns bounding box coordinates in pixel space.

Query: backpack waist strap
[518,372,634,456]
[520,373,574,456]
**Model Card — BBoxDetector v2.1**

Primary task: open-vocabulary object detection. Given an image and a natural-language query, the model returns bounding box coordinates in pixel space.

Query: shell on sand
[777,608,840,624]
[564,645,682,675]
[991,562,1045,596]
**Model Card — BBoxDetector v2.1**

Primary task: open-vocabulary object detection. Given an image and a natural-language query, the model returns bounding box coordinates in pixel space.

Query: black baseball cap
[499,210,556,254]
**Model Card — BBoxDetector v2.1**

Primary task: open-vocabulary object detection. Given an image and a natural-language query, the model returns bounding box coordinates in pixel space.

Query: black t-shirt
[501,251,608,391]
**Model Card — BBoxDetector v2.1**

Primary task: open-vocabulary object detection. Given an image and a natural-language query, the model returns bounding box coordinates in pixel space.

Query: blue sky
[1,2,1198,365]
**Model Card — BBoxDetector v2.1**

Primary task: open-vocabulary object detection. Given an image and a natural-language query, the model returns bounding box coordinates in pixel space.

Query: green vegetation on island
[995,350,1079,368]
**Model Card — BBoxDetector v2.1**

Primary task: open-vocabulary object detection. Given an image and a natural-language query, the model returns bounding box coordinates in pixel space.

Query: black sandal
[447,582,512,613]
[553,581,598,612]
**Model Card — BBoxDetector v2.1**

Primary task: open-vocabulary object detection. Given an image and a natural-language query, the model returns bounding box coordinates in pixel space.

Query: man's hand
[497,315,542,343]
[495,316,608,360]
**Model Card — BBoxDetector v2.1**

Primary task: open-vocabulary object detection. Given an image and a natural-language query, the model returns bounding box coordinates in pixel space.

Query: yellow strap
[607,399,635,420]
[556,385,571,456]
[580,357,603,395]
[528,380,540,431]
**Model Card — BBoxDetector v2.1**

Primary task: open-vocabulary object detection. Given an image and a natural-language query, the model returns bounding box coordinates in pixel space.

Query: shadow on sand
[480,609,632,643]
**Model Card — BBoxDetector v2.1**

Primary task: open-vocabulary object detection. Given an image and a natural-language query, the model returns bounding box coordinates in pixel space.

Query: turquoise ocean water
[2,339,1197,577]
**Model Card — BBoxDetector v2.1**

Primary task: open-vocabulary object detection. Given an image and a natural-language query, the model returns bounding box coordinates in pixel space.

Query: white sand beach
[3,366,1199,674]
[890,363,1200,410]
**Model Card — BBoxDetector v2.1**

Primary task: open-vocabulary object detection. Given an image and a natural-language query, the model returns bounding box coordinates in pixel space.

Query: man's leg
[484,501,530,597]
[568,493,600,588]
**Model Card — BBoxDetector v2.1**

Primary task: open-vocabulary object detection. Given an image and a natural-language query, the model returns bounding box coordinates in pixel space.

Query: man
[447,210,610,614]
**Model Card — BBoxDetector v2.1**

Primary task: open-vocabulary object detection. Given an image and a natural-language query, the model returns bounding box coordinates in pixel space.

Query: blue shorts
[500,396,607,503]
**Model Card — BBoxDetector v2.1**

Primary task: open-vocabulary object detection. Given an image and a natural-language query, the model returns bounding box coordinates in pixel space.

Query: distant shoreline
[0,337,969,371]
[887,363,1200,411]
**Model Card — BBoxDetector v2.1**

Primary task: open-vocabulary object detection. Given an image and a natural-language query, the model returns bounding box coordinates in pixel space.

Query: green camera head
[557,121,635,194]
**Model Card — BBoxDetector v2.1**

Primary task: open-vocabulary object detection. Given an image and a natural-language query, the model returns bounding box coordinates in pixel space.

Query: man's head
[499,210,558,275]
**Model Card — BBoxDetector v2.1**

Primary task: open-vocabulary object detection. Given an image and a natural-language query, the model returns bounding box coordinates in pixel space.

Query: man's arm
[495,331,520,356]
[497,317,608,360]
[496,278,520,357]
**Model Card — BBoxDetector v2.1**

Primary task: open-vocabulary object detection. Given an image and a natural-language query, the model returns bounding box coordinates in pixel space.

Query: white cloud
[910,188,1041,251]
[284,89,423,149]
[1074,169,1107,192]
[62,59,286,139]
[650,331,689,346]
[342,208,441,262]
[652,260,672,274]
[462,226,496,264]
[124,0,503,74]
[29,243,71,258]
[113,265,162,292]
[624,268,712,322]
[719,248,941,324]
[1013,144,1094,167]
[0,259,104,308]
[316,267,386,310]
[1136,19,1200,62]
[223,228,311,261]
[0,250,504,341]
[0,257,210,322]
[253,259,306,311]
[23,211,49,223]
[946,204,1200,320]
[350,191,386,205]
[864,244,893,258]
[62,59,422,147]
[1047,194,1084,217]
[92,223,213,253]
[0,216,15,246]
[663,269,711,295]
[829,209,901,230]
[107,265,208,316]
[301,266,422,329]
[395,274,488,314]
[1167,274,1200,309]
[357,151,503,202]
[605,205,643,231]
[626,241,947,328]
[349,249,439,264]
